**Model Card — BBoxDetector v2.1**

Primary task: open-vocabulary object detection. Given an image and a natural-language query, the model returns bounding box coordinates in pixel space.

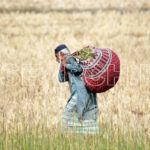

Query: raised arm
[65,56,83,73]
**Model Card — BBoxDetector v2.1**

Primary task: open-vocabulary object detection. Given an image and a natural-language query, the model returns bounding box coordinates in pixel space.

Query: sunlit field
[0,0,150,10]
[0,1,150,149]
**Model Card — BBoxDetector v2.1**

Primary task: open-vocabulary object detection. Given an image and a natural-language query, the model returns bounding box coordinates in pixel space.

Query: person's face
[55,52,64,63]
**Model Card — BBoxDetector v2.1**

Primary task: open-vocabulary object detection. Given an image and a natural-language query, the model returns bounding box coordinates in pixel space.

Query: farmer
[55,44,100,135]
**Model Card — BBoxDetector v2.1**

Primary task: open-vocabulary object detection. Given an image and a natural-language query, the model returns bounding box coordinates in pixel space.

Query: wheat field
[0,0,150,10]
[0,0,150,149]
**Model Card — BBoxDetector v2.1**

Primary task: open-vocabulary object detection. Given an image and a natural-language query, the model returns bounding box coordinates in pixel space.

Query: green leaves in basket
[74,48,94,59]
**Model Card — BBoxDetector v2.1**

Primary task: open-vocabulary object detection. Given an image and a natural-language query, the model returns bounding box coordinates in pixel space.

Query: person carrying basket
[55,44,100,135]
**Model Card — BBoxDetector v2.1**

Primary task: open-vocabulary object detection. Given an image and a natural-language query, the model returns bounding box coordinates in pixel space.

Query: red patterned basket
[71,46,120,93]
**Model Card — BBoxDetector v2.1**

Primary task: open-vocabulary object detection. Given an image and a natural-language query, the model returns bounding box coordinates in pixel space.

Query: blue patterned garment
[58,55,100,135]
[61,93,100,135]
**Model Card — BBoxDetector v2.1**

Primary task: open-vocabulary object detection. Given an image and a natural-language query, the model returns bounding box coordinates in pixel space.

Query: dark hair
[55,44,67,54]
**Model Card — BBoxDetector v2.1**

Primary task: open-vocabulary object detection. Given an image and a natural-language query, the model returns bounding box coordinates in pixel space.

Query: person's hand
[61,57,67,67]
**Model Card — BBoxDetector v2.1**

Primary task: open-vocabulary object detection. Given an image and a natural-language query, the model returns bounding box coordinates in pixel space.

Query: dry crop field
[0,0,150,10]
[0,0,150,149]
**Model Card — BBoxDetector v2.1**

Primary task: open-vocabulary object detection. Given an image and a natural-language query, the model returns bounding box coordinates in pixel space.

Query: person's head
[55,44,70,63]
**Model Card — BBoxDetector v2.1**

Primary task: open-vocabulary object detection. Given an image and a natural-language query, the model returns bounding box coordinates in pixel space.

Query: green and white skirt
[61,95,100,135]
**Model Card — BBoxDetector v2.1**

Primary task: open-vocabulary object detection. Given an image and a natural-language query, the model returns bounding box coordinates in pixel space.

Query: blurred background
[0,0,150,137]
[0,0,150,10]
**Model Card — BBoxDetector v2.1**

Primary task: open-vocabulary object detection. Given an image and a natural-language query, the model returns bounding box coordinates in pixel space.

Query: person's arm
[58,64,68,82]
[65,56,83,73]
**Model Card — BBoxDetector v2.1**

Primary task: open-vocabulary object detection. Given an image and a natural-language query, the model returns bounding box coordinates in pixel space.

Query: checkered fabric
[61,95,100,135]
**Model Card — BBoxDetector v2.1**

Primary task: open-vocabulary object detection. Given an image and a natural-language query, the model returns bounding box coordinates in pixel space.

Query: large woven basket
[71,46,120,93]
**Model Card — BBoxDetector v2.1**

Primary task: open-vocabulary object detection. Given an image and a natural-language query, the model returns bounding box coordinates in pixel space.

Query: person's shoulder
[66,55,76,63]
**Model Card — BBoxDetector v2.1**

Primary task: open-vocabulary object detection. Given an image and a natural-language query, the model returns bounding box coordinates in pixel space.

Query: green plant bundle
[74,48,94,60]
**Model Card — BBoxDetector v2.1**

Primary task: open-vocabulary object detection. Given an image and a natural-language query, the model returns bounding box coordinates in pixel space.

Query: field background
[0,0,150,10]
[0,0,150,144]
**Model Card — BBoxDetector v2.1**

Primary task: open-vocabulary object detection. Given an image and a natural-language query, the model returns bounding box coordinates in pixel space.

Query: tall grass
[0,1,150,149]
[0,121,149,150]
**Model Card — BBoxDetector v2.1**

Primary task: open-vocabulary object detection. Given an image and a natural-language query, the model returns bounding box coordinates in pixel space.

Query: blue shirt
[58,55,98,120]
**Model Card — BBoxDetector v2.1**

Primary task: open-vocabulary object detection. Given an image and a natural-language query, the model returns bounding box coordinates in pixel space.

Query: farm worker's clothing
[61,93,100,135]
[58,55,100,135]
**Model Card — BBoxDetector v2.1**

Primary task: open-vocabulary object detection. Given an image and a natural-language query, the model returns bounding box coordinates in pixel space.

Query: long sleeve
[65,56,83,73]
[58,64,68,82]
